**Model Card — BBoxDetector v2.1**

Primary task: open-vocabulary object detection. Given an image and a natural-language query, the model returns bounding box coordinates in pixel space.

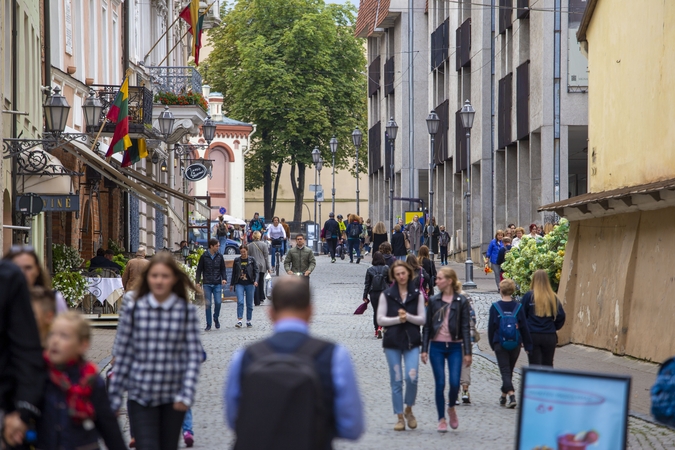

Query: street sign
[17,194,43,215]
[317,190,325,202]
[309,184,322,192]
[219,207,227,214]
[184,163,208,182]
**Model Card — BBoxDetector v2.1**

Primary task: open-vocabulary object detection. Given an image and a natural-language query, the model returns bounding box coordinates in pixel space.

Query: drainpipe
[11,0,19,249]
[123,0,129,73]
[42,0,53,271]
[407,0,415,211]
[553,0,561,205]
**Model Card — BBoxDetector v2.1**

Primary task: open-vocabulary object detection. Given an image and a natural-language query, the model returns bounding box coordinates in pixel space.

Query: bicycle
[271,240,283,276]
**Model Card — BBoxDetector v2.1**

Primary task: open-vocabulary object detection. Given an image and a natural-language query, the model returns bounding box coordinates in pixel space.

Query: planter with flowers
[51,244,88,307]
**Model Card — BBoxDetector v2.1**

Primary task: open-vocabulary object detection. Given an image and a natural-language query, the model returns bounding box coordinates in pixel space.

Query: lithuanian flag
[121,138,149,168]
[106,77,132,157]
[179,0,205,66]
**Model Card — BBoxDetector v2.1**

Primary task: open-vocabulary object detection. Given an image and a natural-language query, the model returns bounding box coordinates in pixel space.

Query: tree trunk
[290,161,306,223]
[263,165,272,220]
[271,163,283,218]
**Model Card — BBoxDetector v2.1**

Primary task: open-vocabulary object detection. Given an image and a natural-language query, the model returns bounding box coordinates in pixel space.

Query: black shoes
[205,325,211,331]
[507,395,517,409]
[214,318,220,329]
[499,395,507,407]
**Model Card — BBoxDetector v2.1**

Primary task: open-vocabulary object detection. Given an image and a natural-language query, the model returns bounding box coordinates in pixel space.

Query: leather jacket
[230,256,259,286]
[422,292,472,355]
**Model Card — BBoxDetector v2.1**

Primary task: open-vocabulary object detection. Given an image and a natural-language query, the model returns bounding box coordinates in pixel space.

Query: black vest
[381,282,422,350]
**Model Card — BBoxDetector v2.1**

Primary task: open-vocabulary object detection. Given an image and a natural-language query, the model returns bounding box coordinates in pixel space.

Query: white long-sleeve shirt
[376,290,426,326]
[267,223,286,240]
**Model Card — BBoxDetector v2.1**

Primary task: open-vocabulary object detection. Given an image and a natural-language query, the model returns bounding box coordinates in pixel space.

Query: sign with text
[516,367,630,450]
[184,163,208,182]
[17,195,80,213]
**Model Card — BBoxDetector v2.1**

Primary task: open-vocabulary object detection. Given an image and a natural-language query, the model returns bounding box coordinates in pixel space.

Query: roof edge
[577,0,599,42]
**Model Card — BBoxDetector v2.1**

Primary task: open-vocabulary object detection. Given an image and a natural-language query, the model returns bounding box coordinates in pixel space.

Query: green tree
[204,0,367,221]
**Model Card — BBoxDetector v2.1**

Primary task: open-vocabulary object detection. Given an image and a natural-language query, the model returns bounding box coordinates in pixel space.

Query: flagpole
[158,31,190,67]
[143,15,183,63]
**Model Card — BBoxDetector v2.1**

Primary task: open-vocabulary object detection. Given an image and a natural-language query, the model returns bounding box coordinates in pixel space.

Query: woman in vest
[362,252,391,339]
[377,261,426,431]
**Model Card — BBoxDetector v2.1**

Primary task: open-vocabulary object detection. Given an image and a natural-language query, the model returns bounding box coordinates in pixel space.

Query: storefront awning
[194,200,210,219]
[122,168,194,204]
[17,149,74,195]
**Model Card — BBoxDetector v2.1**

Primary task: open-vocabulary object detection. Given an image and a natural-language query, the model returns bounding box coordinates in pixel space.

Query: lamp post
[312,146,321,255]
[330,136,338,213]
[460,99,477,289]
[426,110,440,256]
[317,158,323,248]
[158,105,175,139]
[44,87,71,134]
[386,117,398,239]
[202,115,216,145]
[352,127,362,216]
[82,90,104,131]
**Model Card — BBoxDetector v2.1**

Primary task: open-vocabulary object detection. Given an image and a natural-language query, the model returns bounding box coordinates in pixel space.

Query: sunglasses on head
[9,245,35,253]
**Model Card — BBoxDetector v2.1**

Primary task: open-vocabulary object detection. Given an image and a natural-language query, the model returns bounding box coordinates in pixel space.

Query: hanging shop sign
[184,163,208,182]
[17,194,80,213]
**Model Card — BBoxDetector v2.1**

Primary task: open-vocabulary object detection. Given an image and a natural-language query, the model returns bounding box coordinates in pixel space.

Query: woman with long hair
[522,270,566,366]
[406,254,431,300]
[421,267,472,432]
[391,225,408,261]
[247,231,270,305]
[372,221,388,256]
[486,230,504,290]
[3,246,68,313]
[418,245,437,293]
[108,253,202,450]
[377,261,426,431]
[363,251,391,338]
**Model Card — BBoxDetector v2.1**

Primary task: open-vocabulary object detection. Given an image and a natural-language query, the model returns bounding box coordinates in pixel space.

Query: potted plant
[154,91,208,112]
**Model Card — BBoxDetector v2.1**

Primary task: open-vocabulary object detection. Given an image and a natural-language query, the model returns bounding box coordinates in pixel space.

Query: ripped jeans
[384,347,420,414]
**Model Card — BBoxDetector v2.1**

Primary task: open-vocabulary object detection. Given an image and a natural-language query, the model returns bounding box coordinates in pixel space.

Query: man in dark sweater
[196,238,228,331]
[0,261,45,447]
[323,213,341,263]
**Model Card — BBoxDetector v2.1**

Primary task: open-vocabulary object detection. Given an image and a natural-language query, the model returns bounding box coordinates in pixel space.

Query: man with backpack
[224,276,364,449]
[216,217,230,254]
[487,278,532,409]
[323,212,341,263]
[345,215,363,264]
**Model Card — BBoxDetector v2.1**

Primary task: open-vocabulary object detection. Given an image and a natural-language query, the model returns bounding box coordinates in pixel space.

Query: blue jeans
[348,238,361,261]
[182,408,193,434]
[429,342,463,420]
[270,245,282,269]
[281,240,288,256]
[235,284,255,321]
[218,236,228,254]
[384,347,420,414]
[396,255,407,261]
[203,284,222,327]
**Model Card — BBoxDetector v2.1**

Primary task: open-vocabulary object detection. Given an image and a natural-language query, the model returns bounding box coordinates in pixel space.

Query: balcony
[148,66,203,95]
[86,84,154,137]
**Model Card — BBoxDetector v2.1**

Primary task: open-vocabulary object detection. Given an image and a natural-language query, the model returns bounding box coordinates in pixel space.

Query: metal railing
[148,66,203,94]
[86,84,154,136]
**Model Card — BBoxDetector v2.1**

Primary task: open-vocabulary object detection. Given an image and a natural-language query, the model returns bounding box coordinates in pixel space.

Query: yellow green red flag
[106,77,132,157]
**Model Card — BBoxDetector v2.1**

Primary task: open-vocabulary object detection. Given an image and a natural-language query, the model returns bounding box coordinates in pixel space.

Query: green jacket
[283,245,316,274]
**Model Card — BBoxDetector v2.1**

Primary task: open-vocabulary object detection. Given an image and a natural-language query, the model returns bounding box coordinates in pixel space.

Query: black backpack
[235,338,332,450]
[370,266,389,292]
[217,221,228,237]
[348,224,360,239]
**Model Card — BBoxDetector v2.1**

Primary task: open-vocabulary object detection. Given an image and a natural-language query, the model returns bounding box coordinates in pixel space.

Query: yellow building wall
[586,0,675,192]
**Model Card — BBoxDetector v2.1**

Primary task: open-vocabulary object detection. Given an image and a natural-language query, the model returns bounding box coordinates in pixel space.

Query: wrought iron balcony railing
[86,84,154,136]
[148,66,203,94]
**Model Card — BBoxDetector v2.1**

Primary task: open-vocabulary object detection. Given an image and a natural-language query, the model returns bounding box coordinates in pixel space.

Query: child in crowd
[496,237,513,280]
[37,311,126,450]
[458,293,479,404]
[30,286,56,347]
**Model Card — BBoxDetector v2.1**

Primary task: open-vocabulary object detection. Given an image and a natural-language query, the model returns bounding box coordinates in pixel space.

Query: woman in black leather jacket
[421,267,472,433]
[362,252,391,338]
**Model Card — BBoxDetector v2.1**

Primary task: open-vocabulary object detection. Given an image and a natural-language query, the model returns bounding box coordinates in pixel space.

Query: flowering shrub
[52,244,84,273]
[501,219,569,295]
[154,91,208,111]
[186,247,206,268]
[179,262,198,303]
[52,272,89,307]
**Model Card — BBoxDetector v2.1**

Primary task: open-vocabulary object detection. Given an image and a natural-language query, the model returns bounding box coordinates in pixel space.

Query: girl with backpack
[421,267,472,432]
[363,252,391,338]
[418,245,437,294]
[377,261,426,431]
[487,278,532,409]
[108,253,203,450]
[522,270,566,366]
[406,254,431,301]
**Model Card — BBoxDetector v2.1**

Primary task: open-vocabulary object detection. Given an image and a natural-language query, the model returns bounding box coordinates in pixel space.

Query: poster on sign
[516,367,631,450]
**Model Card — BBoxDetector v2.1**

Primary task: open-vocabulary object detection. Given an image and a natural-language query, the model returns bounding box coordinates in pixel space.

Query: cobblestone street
[114,255,675,449]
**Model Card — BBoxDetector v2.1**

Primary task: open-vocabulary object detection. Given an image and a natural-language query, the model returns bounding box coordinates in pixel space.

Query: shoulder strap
[295,337,331,359]
[493,301,505,317]
[513,302,522,316]
[247,341,276,360]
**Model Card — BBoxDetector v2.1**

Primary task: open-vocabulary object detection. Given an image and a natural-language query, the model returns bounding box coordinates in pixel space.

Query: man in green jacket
[284,233,316,277]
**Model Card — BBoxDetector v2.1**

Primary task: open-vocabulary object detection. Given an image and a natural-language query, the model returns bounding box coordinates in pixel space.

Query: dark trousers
[327,238,338,259]
[128,400,186,450]
[254,272,265,305]
[440,245,448,264]
[528,333,557,367]
[494,344,521,393]
[348,238,361,261]
[369,290,382,331]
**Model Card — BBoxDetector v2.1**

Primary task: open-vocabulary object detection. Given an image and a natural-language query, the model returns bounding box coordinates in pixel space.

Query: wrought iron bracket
[174,142,209,156]
[3,134,94,176]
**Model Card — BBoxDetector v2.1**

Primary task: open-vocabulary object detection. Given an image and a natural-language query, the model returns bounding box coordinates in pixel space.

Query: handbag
[405,238,410,250]
[264,272,273,299]
[353,301,368,315]
[419,273,429,301]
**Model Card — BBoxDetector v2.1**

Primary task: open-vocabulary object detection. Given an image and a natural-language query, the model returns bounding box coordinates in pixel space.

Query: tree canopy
[204,0,367,221]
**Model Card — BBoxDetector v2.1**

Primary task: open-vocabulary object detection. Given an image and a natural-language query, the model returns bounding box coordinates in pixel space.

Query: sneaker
[214,318,220,329]
[455,399,460,405]
[349,260,353,263]
[204,325,211,331]
[447,407,459,429]
[183,431,194,448]
[508,394,517,409]
[437,419,448,433]
[356,257,361,264]
[331,258,336,263]
[404,408,417,429]
[377,327,383,339]
[462,390,471,404]
[499,395,507,407]
[235,321,243,328]
[246,322,253,328]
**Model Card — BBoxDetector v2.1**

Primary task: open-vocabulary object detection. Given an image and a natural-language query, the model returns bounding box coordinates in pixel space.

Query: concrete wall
[585,0,675,192]
[558,208,675,362]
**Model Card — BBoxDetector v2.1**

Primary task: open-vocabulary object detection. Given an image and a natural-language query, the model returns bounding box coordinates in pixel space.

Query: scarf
[44,352,98,424]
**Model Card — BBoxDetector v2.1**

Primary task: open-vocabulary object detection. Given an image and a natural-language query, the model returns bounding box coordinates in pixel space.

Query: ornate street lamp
[352,127,362,216]
[459,99,477,289]
[426,110,440,255]
[202,114,216,145]
[44,87,71,134]
[158,105,175,138]
[82,90,103,130]
[329,135,338,213]
[385,117,398,238]
[312,146,321,254]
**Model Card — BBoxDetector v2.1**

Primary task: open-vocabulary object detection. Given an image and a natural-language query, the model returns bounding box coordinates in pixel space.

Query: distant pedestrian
[377,261,426,431]
[486,230,504,290]
[379,242,396,267]
[372,221,388,255]
[407,215,423,255]
[247,231,271,306]
[487,278,532,409]
[280,218,291,255]
[346,214,363,264]
[406,255,431,301]
[323,212,341,263]
[109,253,202,450]
[363,252,391,338]
[215,216,230,254]
[364,219,373,255]
[425,217,440,257]
[37,311,126,450]
[529,223,539,239]
[418,245,437,292]
[224,276,364,449]
[496,237,512,280]
[195,238,227,331]
[512,227,525,247]
[122,246,150,291]
[337,214,347,240]
[522,270,566,367]
[391,225,408,261]
[438,226,451,266]
[267,217,287,270]
[284,234,316,278]
[230,246,259,329]
[421,267,472,432]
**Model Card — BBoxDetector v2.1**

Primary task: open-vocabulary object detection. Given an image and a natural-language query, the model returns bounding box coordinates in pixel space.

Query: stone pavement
[96,254,675,448]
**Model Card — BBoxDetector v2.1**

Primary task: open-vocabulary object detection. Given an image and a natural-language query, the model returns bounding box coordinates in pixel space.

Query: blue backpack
[493,302,522,351]
[651,356,675,427]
